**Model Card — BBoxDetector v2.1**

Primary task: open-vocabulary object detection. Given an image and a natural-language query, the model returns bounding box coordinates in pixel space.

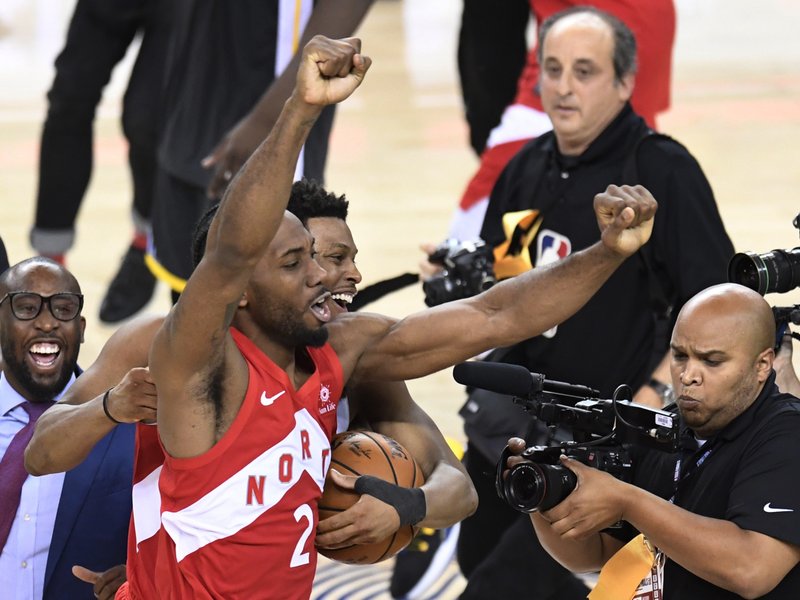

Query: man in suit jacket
[0,257,133,600]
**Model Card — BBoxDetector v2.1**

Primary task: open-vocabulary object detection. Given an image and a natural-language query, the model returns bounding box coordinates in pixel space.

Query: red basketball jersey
[127,328,343,599]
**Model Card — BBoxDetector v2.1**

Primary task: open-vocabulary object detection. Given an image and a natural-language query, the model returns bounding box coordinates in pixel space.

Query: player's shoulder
[328,310,395,354]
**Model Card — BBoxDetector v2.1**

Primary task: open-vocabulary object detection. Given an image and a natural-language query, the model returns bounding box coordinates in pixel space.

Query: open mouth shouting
[330,290,356,310]
[309,292,333,323]
[28,340,63,372]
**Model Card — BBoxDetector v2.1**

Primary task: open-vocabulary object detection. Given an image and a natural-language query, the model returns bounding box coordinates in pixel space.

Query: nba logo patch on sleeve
[536,230,572,267]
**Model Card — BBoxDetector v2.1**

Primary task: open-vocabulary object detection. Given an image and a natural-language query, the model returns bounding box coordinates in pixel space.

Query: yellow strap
[492,209,542,279]
[144,253,187,293]
[588,534,655,600]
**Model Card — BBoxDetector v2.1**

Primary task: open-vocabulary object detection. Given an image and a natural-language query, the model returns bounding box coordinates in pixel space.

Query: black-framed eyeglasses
[0,292,84,322]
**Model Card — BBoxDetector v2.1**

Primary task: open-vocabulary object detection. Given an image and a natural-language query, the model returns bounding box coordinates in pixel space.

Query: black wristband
[102,388,124,425]
[354,475,426,527]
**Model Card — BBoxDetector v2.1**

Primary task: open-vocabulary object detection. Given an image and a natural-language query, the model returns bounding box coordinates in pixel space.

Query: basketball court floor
[1,0,799,598]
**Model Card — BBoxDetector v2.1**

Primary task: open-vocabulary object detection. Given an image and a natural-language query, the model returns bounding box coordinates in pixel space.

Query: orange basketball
[318,430,425,564]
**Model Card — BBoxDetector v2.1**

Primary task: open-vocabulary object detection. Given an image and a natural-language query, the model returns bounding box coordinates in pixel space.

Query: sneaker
[389,522,460,599]
[99,245,157,323]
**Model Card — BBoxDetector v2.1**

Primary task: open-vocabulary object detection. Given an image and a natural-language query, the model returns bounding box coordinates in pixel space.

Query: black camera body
[728,212,800,296]
[451,361,680,514]
[501,444,633,513]
[423,239,496,307]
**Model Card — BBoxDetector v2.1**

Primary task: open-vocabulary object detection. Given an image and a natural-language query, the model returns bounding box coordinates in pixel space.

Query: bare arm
[359,381,476,529]
[338,185,657,383]
[531,512,624,573]
[150,37,371,459]
[25,315,162,475]
[316,380,476,548]
[775,331,800,396]
[542,458,800,598]
[203,0,374,198]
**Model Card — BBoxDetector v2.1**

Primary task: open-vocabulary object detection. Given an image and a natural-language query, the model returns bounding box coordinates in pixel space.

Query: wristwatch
[647,378,675,406]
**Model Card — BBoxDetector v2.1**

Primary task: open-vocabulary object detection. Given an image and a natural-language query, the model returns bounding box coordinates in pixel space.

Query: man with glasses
[0,257,133,599]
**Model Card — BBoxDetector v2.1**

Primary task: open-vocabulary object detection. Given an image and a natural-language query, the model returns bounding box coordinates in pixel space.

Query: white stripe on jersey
[132,464,163,551]
[156,408,330,562]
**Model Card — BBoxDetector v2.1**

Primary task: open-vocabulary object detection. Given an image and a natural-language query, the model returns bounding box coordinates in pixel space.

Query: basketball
[318,430,425,564]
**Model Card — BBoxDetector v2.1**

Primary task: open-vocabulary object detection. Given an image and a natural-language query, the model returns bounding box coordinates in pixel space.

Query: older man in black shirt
[524,283,800,599]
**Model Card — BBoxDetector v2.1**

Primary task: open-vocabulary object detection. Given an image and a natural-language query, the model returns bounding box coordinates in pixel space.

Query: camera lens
[504,462,577,513]
[729,248,800,295]
[422,274,457,307]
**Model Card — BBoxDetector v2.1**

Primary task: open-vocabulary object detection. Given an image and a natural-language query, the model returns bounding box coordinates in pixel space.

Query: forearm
[418,461,477,529]
[622,485,794,597]
[353,242,628,382]
[351,380,478,527]
[25,397,116,475]
[532,513,617,573]
[483,241,626,347]
[208,97,321,263]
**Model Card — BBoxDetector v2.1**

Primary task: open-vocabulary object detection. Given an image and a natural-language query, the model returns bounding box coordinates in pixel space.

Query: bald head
[0,257,81,296]
[675,283,775,356]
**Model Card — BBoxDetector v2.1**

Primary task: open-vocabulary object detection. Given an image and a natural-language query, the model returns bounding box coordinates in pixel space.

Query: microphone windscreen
[452,361,533,397]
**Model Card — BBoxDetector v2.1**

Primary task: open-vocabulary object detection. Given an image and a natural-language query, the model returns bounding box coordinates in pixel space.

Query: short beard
[303,325,329,348]
[0,340,74,402]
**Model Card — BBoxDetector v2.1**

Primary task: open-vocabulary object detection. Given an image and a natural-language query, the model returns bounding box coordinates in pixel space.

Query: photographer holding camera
[513,283,800,598]
[452,6,734,599]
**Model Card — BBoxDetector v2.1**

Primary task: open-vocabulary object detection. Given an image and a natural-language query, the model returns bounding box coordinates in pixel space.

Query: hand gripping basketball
[317,431,426,564]
[354,475,426,527]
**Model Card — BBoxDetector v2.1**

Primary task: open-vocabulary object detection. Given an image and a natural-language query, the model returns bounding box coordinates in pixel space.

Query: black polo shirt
[626,373,800,599]
[478,104,734,399]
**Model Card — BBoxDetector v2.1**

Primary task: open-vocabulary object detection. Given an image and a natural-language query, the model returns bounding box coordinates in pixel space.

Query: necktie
[0,401,52,552]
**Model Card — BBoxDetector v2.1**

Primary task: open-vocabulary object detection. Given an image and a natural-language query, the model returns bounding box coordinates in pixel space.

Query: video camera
[453,361,680,513]
[728,212,800,349]
[728,212,800,296]
[422,239,496,307]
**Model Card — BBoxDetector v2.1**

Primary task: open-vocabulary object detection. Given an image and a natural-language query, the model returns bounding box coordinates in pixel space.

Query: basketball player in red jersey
[26,192,477,596]
[29,35,656,598]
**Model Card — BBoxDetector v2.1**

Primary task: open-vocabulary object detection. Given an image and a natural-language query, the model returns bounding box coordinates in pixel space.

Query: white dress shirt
[0,372,74,599]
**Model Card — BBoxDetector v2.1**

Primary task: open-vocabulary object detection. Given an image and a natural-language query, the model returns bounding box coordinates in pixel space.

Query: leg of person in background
[29,0,167,324]
[457,0,529,157]
[98,0,171,323]
[30,0,143,264]
[456,445,589,600]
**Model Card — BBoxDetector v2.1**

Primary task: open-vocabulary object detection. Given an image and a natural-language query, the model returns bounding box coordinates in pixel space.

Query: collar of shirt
[712,369,778,444]
[673,370,779,463]
[551,102,649,171]
[0,371,77,419]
